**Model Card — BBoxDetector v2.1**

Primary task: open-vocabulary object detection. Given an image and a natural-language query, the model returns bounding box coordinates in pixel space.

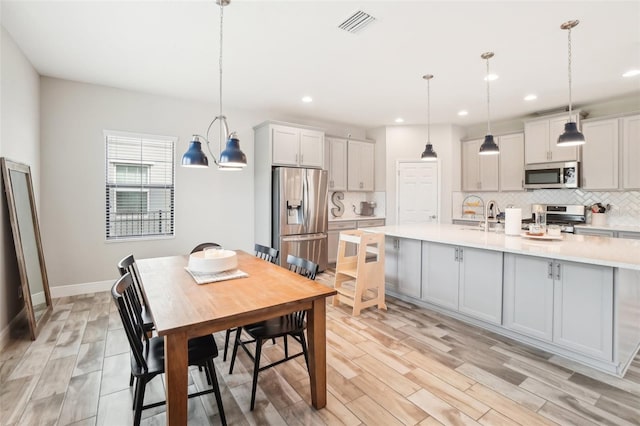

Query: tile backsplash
[452,190,640,226]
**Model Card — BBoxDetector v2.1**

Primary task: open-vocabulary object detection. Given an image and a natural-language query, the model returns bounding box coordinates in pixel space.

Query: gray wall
[0,27,40,333]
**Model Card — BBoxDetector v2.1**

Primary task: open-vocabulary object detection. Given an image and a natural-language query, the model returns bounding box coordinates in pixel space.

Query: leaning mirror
[1,158,52,339]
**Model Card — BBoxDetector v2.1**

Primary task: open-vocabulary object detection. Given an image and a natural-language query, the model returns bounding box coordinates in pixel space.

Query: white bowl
[188,249,237,273]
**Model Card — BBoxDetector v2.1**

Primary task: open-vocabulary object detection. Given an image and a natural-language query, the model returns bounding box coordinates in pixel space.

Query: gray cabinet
[422,242,503,324]
[618,231,640,240]
[574,228,615,238]
[504,253,613,361]
[385,237,421,298]
[524,114,581,164]
[622,114,640,189]
[326,137,347,191]
[498,133,525,191]
[271,124,324,168]
[461,138,499,191]
[348,140,375,191]
[581,118,619,190]
[328,221,357,264]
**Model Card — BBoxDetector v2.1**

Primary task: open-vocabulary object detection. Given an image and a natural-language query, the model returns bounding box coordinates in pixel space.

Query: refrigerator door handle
[281,233,327,242]
[304,170,310,230]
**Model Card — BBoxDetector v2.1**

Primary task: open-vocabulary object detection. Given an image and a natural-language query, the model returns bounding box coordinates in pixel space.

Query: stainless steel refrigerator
[272,167,328,272]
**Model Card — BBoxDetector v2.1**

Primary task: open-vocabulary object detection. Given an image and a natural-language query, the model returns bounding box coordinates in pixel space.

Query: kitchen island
[365,223,640,377]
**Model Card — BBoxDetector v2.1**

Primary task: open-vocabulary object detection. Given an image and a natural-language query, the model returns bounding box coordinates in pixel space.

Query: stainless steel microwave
[524,161,579,189]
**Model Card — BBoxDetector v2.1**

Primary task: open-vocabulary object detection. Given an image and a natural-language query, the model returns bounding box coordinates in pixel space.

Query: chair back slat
[117,254,149,310]
[191,242,221,254]
[112,272,148,372]
[255,244,279,263]
[285,254,319,325]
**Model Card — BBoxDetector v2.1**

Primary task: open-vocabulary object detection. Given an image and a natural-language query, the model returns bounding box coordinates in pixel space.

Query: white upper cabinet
[271,124,324,168]
[461,138,499,191]
[581,118,619,190]
[622,114,640,189]
[498,133,525,191]
[347,140,375,191]
[524,114,580,164]
[326,137,347,191]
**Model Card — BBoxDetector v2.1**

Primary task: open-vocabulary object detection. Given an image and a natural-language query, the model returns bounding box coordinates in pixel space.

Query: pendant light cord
[427,78,431,143]
[218,2,224,146]
[567,26,573,121]
[486,56,491,135]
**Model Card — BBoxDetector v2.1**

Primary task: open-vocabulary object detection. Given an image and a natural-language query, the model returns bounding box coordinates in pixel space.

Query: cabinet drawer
[328,221,357,231]
[358,219,385,228]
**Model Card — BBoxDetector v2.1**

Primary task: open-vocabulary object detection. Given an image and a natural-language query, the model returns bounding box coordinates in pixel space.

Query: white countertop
[366,223,640,271]
[329,215,386,223]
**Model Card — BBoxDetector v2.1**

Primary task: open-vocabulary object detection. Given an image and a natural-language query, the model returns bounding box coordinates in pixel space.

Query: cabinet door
[458,247,503,324]
[553,261,613,361]
[622,114,640,189]
[300,129,324,168]
[421,242,459,309]
[549,116,580,162]
[574,228,615,238]
[581,119,619,190]
[461,139,481,191]
[499,133,524,191]
[397,238,422,298]
[327,138,347,191]
[503,254,554,341]
[272,125,300,166]
[384,237,399,292]
[359,142,375,191]
[347,141,375,191]
[524,120,549,164]
[478,146,499,191]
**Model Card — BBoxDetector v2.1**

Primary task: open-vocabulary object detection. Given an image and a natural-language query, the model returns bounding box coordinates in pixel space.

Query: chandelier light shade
[181,0,247,170]
[420,74,438,161]
[479,52,499,156]
[558,19,586,146]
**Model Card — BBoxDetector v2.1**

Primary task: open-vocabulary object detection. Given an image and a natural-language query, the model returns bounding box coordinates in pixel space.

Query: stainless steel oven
[524,161,579,189]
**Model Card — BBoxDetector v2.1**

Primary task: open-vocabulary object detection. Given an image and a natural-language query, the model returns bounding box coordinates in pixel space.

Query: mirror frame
[1,158,52,339]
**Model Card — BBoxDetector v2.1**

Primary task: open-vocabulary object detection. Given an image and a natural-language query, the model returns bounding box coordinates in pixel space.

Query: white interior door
[396,161,439,225]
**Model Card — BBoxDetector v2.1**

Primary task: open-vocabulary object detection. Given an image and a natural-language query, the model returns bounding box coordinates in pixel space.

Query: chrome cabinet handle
[459,248,463,262]
[556,263,561,281]
[548,262,553,279]
[454,247,459,262]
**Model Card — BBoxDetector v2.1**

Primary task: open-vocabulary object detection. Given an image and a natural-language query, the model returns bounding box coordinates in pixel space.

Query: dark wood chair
[117,255,154,334]
[228,254,318,410]
[222,244,280,362]
[254,243,279,263]
[112,272,226,426]
[191,242,222,254]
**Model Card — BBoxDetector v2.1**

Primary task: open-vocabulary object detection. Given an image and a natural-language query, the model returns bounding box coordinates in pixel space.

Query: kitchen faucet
[484,200,498,232]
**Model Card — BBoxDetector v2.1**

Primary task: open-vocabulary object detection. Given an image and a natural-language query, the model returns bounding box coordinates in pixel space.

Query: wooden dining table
[136,251,336,426]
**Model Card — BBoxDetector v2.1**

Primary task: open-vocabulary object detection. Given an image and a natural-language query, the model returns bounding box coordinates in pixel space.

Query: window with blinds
[105,131,175,240]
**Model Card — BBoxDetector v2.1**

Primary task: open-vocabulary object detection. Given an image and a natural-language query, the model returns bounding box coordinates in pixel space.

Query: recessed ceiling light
[484,74,499,81]
[622,69,640,78]
[524,94,538,101]
[302,96,313,103]
[395,118,404,123]
[457,110,468,116]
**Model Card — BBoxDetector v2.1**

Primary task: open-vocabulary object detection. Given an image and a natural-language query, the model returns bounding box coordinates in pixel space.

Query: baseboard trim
[0,307,27,352]
[50,280,113,298]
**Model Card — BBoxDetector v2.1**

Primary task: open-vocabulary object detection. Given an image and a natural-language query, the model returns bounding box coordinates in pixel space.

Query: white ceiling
[2,0,639,129]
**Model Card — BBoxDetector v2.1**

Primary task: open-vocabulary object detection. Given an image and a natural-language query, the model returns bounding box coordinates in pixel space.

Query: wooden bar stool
[332,230,386,315]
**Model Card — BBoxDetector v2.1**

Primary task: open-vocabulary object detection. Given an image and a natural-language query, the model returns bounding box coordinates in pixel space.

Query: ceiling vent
[338,10,376,34]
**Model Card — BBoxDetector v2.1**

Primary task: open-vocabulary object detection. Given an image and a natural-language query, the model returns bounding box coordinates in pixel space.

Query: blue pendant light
[181,0,247,170]
[420,74,438,161]
[557,20,585,147]
[479,52,499,156]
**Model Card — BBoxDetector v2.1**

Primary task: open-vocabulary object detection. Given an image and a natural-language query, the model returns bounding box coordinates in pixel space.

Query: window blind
[105,131,175,240]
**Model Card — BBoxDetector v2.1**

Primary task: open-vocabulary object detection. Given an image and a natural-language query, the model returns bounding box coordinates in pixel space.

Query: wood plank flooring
[1,271,639,425]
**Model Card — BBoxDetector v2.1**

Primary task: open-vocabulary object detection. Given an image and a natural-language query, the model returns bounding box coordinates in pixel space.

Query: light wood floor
[1,272,640,425]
